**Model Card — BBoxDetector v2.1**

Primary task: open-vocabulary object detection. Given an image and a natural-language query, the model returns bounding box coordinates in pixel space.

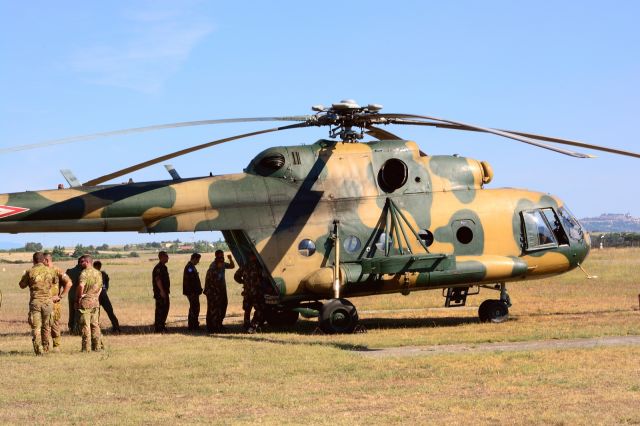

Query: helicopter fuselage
[0,139,590,303]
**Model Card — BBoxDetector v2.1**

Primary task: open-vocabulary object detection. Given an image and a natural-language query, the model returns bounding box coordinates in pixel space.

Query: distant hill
[579,213,640,232]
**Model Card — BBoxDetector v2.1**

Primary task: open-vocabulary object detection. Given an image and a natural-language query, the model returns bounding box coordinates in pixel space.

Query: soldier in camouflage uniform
[203,250,235,332]
[44,253,72,350]
[18,251,57,355]
[233,253,266,333]
[183,253,202,331]
[76,255,103,352]
[66,256,84,335]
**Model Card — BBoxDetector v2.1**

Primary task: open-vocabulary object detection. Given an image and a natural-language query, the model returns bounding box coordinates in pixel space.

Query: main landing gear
[319,298,359,334]
[478,282,511,323]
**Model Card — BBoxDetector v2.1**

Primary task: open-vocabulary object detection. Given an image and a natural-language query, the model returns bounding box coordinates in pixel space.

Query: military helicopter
[2,100,639,333]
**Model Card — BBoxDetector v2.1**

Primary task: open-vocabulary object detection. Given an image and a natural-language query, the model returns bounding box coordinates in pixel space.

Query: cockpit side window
[542,208,570,245]
[521,209,558,251]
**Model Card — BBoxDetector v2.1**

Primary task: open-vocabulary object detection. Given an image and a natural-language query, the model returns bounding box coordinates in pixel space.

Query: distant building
[580,213,640,232]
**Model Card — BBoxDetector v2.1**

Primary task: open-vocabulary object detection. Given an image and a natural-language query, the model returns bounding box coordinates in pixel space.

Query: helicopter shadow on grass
[203,315,512,353]
[358,315,487,330]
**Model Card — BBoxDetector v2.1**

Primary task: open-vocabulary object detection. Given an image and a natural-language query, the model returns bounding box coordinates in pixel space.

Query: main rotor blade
[498,129,640,159]
[83,122,308,186]
[0,116,311,154]
[379,118,640,160]
[365,126,429,157]
[380,114,594,158]
[365,126,402,140]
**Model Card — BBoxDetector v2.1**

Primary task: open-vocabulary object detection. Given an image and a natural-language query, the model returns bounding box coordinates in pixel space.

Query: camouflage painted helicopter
[2,100,639,333]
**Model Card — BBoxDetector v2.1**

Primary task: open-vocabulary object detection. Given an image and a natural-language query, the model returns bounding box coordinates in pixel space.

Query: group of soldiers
[20,248,267,355]
[152,250,268,334]
[18,252,112,355]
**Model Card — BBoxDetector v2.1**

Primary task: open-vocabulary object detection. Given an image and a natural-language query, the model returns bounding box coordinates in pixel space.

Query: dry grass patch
[1,248,639,424]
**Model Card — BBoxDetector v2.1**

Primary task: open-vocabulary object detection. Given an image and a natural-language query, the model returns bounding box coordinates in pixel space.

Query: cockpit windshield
[557,206,584,241]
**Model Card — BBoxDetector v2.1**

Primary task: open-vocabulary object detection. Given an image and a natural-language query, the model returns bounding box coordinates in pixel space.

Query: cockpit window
[542,208,570,245]
[521,209,557,250]
[557,206,584,241]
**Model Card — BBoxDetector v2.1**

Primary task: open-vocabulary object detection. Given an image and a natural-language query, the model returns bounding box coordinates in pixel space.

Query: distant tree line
[591,232,640,248]
[0,239,229,259]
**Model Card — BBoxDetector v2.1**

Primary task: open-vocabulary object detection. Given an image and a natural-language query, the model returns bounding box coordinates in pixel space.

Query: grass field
[1,248,639,424]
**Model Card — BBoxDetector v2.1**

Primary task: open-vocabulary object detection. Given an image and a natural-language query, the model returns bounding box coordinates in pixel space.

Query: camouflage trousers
[205,288,228,332]
[78,307,103,352]
[51,302,62,347]
[242,294,265,330]
[28,301,52,355]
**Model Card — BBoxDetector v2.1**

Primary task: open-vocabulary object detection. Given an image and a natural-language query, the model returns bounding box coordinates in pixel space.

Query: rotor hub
[309,100,385,142]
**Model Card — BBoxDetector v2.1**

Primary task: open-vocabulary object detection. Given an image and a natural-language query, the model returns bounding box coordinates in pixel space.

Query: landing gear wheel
[319,298,359,334]
[264,307,300,327]
[478,299,509,323]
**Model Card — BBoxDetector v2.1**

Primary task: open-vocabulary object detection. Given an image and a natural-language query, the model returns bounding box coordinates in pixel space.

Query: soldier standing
[76,255,103,352]
[18,251,57,355]
[66,256,84,334]
[44,253,72,350]
[234,252,266,333]
[203,250,235,332]
[152,251,171,332]
[93,260,121,333]
[183,253,202,331]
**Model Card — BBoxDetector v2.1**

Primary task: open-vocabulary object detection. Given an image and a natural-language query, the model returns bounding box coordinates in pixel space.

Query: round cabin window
[343,235,362,253]
[418,229,434,247]
[297,239,316,256]
[456,226,474,244]
[375,232,393,252]
[378,159,408,192]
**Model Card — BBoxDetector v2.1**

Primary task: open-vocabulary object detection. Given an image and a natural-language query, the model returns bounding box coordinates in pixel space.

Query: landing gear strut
[478,282,511,323]
[319,298,359,334]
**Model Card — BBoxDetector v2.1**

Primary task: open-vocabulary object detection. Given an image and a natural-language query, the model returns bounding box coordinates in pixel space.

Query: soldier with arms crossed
[19,251,57,355]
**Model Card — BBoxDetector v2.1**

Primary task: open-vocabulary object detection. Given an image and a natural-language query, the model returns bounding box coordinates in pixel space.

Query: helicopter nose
[573,227,591,266]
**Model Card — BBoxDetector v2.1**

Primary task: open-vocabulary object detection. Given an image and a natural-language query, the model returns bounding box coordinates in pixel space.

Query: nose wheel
[319,298,359,334]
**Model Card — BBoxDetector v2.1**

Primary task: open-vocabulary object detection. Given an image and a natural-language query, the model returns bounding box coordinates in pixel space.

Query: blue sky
[1,1,639,247]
